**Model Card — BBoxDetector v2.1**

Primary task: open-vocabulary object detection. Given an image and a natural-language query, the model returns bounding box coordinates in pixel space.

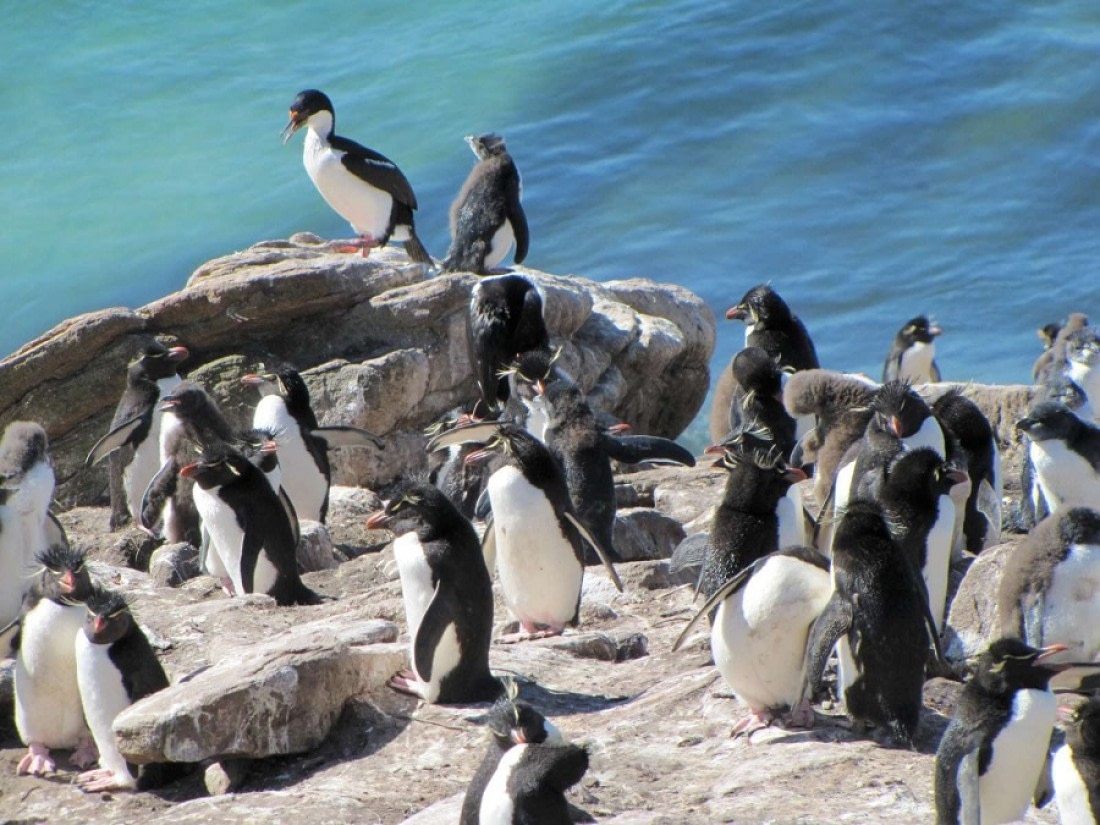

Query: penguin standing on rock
[725,284,819,371]
[84,342,189,529]
[934,638,1070,825]
[1053,697,1100,824]
[365,481,501,704]
[1016,401,1100,513]
[74,586,177,793]
[882,316,942,384]
[281,89,431,263]
[443,133,529,275]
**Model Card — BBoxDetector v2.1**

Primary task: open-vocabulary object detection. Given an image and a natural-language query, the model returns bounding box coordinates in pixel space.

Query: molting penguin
[281,89,430,263]
[443,133,529,274]
[1053,697,1100,824]
[84,342,188,530]
[1033,312,1088,383]
[74,586,176,792]
[882,315,942,384]
[726,284,819,371]
[182,448,321,606]
[674,545,831,736]
[242,369,382,523]
[12,544,96,776]
[429,422,622,642]
[365,481,501,704]
[722,346,798,456]
[460,684,586,825]
[1066,326,1100,422]
[1016,401,1100,514]
[467,275,550,414]
[934,638,1069,825]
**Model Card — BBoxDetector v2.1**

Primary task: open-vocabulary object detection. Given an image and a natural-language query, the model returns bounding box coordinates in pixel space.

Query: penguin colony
[0,87,1098,823]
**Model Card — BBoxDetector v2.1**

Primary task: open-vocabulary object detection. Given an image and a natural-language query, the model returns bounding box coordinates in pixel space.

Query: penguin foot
[333,235,380,256]
[497,623,565,644]
[783,699,816,730]
[77,767,136,793]
[220,577,237,597]
[386,670,426,699]
[71,737,99,769]
[16,743,55,776]
[731,709,775,738]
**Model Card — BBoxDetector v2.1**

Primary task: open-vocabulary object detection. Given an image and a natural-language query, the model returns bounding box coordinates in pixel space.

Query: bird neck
[306,110,334,142]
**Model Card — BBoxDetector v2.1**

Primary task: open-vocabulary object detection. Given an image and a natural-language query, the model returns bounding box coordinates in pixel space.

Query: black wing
[669,532,708,576]
[603,434,696,467]
[672,559,756,652]
[278,487,301,550]
[508,186,529,265]
[798,592,852,706]
[331,135,418,209]
[86,410,150,466]
[934,717,983,825]
[413,584,455,683]
[312,426,384,449]
[140,460,178,532]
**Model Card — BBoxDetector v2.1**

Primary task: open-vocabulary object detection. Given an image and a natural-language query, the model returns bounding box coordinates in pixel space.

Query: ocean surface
[4,2,1099,444]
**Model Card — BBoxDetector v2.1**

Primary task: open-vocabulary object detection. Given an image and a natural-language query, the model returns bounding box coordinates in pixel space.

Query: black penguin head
[82,586,134,646]
[1016,401,1083,443]
[894,316,941,347]
[871,381,931,439]
[712,430,807,502]
[240,428,280,474]
[973,638,1070,693]
[0,421,51,481]
[1040,373,1089,413]
[464,423,542,468]
[365,481,456,537]
[881,447,967,502]
[1065,327,1100,369]
[1038,322,1062,350]
[501,348,561,402]
[725,284,791,326]
[732,347,785,400]
[160,383,215,420]
[1058,507,1100,547]
[281,89,334,143]
[36,544,92,604]
[130,341,189,381]
[466,132,508,160]
[179,448,254,490]
[486,682,563,751]
[1060,698,1100,757]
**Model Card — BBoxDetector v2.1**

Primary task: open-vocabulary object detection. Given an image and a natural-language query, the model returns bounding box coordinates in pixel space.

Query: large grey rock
[943,538,1024,666]
[0,239,714,509]
[613,508,686,562]
[296,520,339,572]
[148,542,201,587]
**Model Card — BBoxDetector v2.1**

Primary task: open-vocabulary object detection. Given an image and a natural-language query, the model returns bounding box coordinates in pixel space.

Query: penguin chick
[1016,401,1100,513]
[365,481,501,704]
[75,586,179,793]
[1066,326,1100,422]
[725,284,819,371]
[13,544,96,776]
[1033,312,1089,384]
[281,89,431,263]
[443,132,529,274]
[882,315,942,384]
[84,341,188,530]
[1053,697,1100,824]
[934,638,1070,825]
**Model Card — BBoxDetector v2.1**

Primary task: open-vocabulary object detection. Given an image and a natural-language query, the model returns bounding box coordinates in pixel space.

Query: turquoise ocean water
[4,2,1099,439]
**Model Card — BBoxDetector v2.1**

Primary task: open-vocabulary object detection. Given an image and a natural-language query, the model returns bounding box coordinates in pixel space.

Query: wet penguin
[12,544,96,776]
[1053,697,1100,824]
[1016,401,1100,513]
[467,275,550,414]
[882,315,942,384]
[443,133,529,274]
[429,422,622,642]
[182,448,321,606]
[460,684,587,825]
[934,638,1070,825]
[725,284,819,371]
[74,586,177,792]
[365,481,501,704]
[281,89,430,263]
[800,499,939,747]
[721,347,798,456]
[674,545,831,736]
[997,507,1100,666]
[242,369,382,523]
[1066,326,1100,421]
[84,342,189,529]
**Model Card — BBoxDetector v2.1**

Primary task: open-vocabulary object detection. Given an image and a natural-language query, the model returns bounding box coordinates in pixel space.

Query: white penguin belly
[489,466,582,628]
[1068,360,1100,420]
[1031,441,1100,512]
[74,634,134,786]
[1052,744,1097,825]
[0,505,28,627]
[15,601,87,748]
[127,376,182,519]
[394,532,434,643]
[829,460,858,556]
[523,396,551,443]
[1036,543,1100,662]
[305,132,394,240]
[902,416,946,457]
[898,341,936,384]
[924,494,955,633]
[254,396,325,522]
[978,688,1056,824]
[483,220,516,271]
[777,486,806,549]
[193,486,246,595]
[481,744,525,825]
[710,555,831,711]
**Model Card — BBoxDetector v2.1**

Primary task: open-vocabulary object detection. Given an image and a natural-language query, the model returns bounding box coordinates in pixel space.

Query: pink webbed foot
[387,669,425,698]
[220,577,237,597]
[17,743,55,776]
[731,708,775,738]
[71,736,99,769]
[783,698,815,730]
[77,767,136,793]
[334,235,380,256]
[497,622,565,644]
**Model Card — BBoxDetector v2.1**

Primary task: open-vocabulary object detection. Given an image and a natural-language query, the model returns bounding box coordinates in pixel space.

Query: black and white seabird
[281,89,431,263]
[725,284,819,372]
[882,315,942,384]
[1053,697,1100,824]
[1016,401,1100,514]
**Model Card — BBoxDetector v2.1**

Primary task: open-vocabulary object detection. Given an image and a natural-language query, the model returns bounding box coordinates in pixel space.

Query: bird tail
[404,231,433,265]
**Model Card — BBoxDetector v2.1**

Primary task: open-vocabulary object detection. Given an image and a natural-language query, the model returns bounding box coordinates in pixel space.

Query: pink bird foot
[731,708,775,738]
[77,767,136,793]
[334,235,380,256]
[784,698,815,729]
[71,736,99,769]
[497,622,565,644]
[220,577,236,597]
[16,743,55,776]
[387,669,425,698]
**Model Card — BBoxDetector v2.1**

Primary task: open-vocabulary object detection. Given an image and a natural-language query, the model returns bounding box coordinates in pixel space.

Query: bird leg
[16,742,55,776]
[386,669,425,699]
[334,235,381,256]
[70,733,99,769]
[783,698,816,729]
[220,577,236,597]
[77,767,136,793]
[497,621,566,644]
[730,707,775,738]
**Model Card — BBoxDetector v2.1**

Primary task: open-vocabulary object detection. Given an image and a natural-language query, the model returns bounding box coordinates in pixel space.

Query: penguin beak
[280,111,304,144]
[725,304,749,321]
[179,462,200,479]
[365,510,391,530]
[606,422,631,435]
[782,467,808,483]
[1015,418,1034,433]
[167,346,189,362]
[260,439,279,454]
[92,616,106,636]
[946,469,969,485]
[703,444,726,455]
[464,448,493,466]
[889,416,904,437]
[929,325,943,337]
[535,380,547,397]
[509,729,527,745]
[1057,705,1078,725]
[160,397,180,411]
[59,571,75,593]
[1035,643,1072,672]
[241,373,263,386]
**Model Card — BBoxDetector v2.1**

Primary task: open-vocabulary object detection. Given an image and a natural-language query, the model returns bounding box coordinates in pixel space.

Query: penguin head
[894,316,941,347]
[1065,326,1100,368]
[501,348,561,404]
[974,638,1071,693]
[1040,373,1089,413]
[1016,401,1082,443]
[881,448,967,502]
[0,421,51,481]
[712,429,807,499]
[82,586,133,646]
[725,284,791,326]
[159,383,215,421]
[35,543,92,604]
[541,380,596,434]
[871,381,930,439]
[366,481,457,537]
[465,423,542,468]
[281,89,334,143]
[1058,507,1100,547]
[131,340,189,381]
[466,132,508,160]
[179,448,254,490]
[1038,322,1062,350]
[732,347,785,400]
[1060,698,1100,757]
[487,682,564,750]
[240,428,280,475]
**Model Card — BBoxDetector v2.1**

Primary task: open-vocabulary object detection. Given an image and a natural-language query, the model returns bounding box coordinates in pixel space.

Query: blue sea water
[3,2,1099,441]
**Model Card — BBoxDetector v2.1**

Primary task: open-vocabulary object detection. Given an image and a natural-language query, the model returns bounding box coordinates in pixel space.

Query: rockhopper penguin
[1053,697,1100,824]
[882,315,942,384]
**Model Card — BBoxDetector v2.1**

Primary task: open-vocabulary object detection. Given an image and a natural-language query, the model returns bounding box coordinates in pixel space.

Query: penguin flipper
[279,487,301,549]
[427,421,503,452]
[474,487,493,521]
[311,426,384,450]
[975,478,1001,548]
[481,514,497,574]
[0,615,20,658]
[930,360,942,383]
[564,512,623,592]
[412,584,455,683]
[531,744,589,796]
[1033,740,1055,809]
[934,723,982,825]
[45,512,69,549]
[85,411,149,467]
[140,460,178,532]
[672,561,757,652]
[509,202,530,266]
[669,532,709,576]
[798,593,852,706]
[603,435,696,467]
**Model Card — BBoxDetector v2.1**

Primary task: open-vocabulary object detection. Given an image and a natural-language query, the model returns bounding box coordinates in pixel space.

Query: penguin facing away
[1016,401,1100,513]
[934,638,1070,825]
[725,284,820,371]
[281,89,431,263]
[882,315,942,384]
[444,132,529,274]
[1053,697,1100,825]
[365,481,502,704]
[74,586,178,793]
[84,341,189,529]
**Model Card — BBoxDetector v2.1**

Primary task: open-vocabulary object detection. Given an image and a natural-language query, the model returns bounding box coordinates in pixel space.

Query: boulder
[942,538,1024,666]
[148,542,201,587]
[296,521,339,572]
[612,508,686,562]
